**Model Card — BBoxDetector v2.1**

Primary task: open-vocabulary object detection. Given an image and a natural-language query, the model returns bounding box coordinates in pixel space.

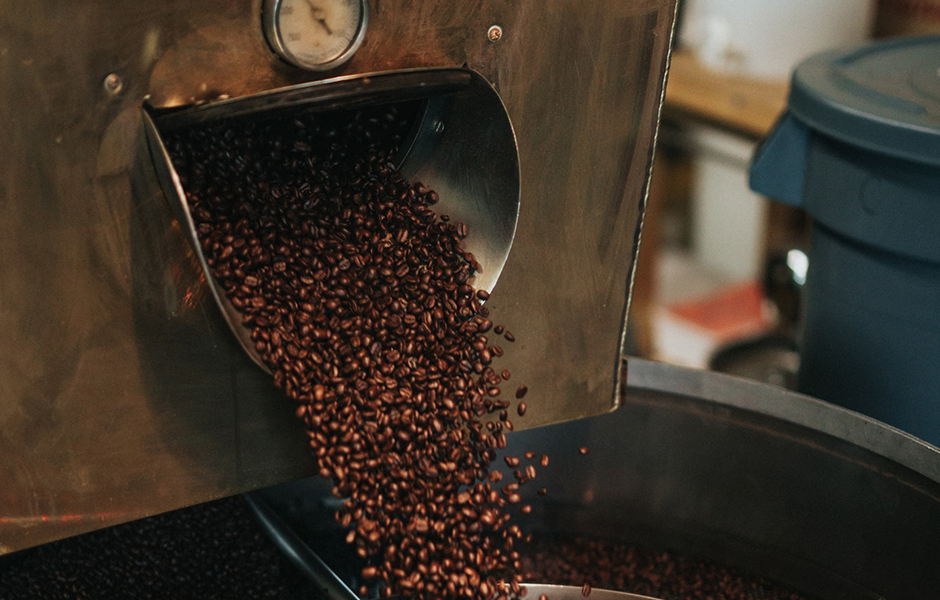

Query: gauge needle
[305,0,333,35]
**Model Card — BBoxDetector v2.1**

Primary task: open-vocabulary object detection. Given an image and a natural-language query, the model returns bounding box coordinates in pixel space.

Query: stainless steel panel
[0,0,677,553]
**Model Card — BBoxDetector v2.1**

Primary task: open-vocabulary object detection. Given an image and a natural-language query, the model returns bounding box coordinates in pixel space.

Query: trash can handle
[749,112,810,207]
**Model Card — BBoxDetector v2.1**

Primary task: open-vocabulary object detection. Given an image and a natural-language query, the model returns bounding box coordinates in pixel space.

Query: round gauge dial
[263,0,369,71]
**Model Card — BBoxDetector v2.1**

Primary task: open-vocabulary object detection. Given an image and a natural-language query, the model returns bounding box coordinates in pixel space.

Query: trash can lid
[790,35,940,167]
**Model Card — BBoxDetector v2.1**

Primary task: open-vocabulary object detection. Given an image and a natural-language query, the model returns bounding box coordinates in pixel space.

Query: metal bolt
[487,25,502,42]
[103,73,123,95]
[433,120,445,134]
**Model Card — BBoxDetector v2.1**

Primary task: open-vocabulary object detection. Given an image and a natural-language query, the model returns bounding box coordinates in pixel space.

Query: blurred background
[629,0,939,387]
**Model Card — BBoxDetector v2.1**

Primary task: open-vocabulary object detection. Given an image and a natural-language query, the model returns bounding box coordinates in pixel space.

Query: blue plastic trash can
[750,36,940,445]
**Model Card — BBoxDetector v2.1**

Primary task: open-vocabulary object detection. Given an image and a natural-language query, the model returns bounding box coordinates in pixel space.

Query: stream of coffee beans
[165,103,535,600]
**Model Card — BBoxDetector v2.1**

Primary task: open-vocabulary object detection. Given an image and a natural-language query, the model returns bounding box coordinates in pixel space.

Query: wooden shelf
[663,50,790,138]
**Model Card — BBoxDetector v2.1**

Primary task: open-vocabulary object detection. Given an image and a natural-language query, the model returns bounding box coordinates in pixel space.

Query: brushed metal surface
[0,0,677,553]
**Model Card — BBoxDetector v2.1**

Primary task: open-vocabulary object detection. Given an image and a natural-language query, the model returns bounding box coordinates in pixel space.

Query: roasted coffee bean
[517,402,527,416]
[0,497,311,599]
[579,447,590,455]
[516,386,528,399]
[582,583,591,596]
[166,104,544,600]
[521,535,813,600]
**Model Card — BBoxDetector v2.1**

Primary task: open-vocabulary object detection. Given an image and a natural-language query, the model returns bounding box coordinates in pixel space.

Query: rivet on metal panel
[487,25,503,42]
[103,73,124,95]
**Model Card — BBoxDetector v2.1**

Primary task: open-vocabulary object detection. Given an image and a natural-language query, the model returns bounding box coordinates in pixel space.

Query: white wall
[687,125,766,282]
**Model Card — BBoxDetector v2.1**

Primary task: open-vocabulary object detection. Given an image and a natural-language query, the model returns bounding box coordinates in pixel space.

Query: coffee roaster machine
[2,1,940,598]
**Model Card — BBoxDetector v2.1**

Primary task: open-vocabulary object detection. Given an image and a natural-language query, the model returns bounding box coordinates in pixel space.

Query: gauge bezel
[262,0,369,72]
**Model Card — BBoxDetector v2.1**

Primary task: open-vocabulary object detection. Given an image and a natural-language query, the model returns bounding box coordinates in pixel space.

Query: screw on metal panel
[487,25,502,42]
[433,120,445,134]
[103,73,123,95]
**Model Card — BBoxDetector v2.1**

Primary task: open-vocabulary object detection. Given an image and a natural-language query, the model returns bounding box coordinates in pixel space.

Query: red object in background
[669,280,772,342]
[654,280,775,368]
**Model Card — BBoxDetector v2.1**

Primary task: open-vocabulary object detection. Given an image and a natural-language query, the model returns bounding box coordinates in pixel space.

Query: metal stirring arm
[244,492,361,600]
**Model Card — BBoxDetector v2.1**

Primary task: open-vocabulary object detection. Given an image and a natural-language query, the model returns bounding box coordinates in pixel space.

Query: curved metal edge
[623,357,940,485]
[244,492,361,600]
[396,68,520,296]
[611,4,682,420]
[476,68,521,297]
[141,110,273,374]
[150,68,472,129]
[261,0,289,67]
[520,584,662,600]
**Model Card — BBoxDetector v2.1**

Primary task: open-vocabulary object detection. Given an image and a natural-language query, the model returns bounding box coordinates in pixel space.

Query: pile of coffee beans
[520,536,814,600]
[0,497,314,600]
[164,102,536,599]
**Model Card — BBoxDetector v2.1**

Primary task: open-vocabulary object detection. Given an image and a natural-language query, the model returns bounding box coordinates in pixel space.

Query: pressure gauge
[263,0,369,71]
